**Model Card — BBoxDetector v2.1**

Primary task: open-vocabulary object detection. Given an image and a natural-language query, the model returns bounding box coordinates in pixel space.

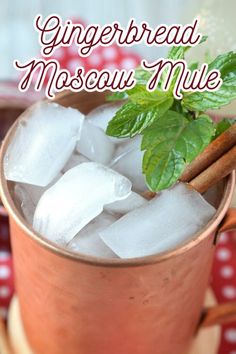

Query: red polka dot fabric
[51,44,140,73]
[212,231,236,353]
[1,18,235,353]
[42,18,140,80]
[0,209,14,320]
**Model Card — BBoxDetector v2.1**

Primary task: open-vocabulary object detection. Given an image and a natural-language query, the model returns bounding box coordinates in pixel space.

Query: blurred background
[1,0,236,114]
[0,0,236,78]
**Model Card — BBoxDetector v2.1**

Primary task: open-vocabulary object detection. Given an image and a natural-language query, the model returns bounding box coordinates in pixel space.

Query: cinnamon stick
[189,145,236,194]
[181,123,236,182]
[142,124,236,198]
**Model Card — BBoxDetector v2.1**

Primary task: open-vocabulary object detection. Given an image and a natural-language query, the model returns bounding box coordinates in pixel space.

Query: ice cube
[100,183,216,259]
[33,162,132,244]
[105,192,147,215]
[87,102,128,144]
[87,102,123,131]
[62,152,89,173]
[68,213,118,258]
[14,183,44,224]
[111,145,146,192]
[112,136,142,162]
[4,102,84,187]
[14,174,62,224]
[76,121,115,165]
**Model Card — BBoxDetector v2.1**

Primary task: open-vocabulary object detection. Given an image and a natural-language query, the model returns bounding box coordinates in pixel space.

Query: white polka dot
[216,247,231,261]
[225,329,236,343]
[53,48,65,60]
[103,47,117,60]
[218,232,229,244]
[68,58,83,71]
[0,265,10,279]
[0,307,7,319]
[222,286,236,299]
[0,286,10,298]
[0,251,10,261]
[221,265,234,278]
[105,63,117,72]
[230,351,236,354]
[121,57,137,70]
[68,45,78,55]
[88,53,102,66]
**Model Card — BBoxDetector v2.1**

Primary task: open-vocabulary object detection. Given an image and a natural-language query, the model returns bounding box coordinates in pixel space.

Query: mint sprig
[214,118,236,138]
[183,52,236,111]
[142,113,214,191]
[106,97,173,138]
[106,39,236,192]
[107,91,128,101]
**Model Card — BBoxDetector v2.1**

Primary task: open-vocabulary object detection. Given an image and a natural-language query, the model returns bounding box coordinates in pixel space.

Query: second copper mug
[1,91,236,354]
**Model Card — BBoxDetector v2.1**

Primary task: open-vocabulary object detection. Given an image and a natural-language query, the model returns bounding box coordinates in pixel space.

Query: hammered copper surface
[0,91,236,354]
[11,218,215,354]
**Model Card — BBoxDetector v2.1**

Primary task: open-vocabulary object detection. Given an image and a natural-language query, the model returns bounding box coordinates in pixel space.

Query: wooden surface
[189,290,221,354]
[8,297,33,354]
[0,318,12,354]
[7,290,220,354]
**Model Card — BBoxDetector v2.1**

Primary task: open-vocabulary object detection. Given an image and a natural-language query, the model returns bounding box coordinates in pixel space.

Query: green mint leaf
[134,67,153,85]
[106,92,128,101]
[205,50,213,64]
[106,97,173,138]
[189,61,199,71]
[167,46,190,60]
[183,52,236,111]
[174,114,215,161]
[107,68,155,102]
[162,47,188,90]
[214,118,236,138]
[167,36,207,60]
[164,35,206,90]
[105,39,236,193]
[144,147,185,192]
[199,35,208,45]
[171,100,184,114]
[126,85,171,105]
[142,111,214,191]
[208,51,236,76]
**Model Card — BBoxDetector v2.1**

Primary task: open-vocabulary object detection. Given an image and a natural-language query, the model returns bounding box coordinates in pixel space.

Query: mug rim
[0,104,235,268]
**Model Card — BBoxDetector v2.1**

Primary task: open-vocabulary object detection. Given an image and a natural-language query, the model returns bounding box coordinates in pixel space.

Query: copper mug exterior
[0,91,236,354]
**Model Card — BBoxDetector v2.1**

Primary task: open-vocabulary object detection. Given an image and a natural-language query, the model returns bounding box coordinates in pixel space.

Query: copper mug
[1,91,236,354]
